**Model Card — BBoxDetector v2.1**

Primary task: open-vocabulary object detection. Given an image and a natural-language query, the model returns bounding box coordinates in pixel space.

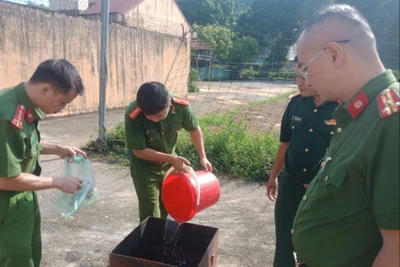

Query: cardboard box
[109,217,219,267]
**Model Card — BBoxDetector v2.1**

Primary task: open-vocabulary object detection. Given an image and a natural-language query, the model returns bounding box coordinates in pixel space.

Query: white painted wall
[49,0,88,11]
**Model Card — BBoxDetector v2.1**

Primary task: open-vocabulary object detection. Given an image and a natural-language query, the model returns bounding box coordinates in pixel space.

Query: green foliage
[188,68,200,92]
[180,0,399,68]
[339,0,399,69]
[241,66,259,79]
[176,118,279,180]
[236,0,333,62]
[228,37,261,62]
[266,67,296,81]
[193,24,234,60]
[176,0,237,28]
[234,0,399,67]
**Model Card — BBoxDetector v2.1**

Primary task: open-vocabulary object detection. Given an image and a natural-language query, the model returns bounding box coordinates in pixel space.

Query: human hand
[53,176,84,194]
[171,156,191,173]
[200,157,213,172]
[57,145,87,159]
[266,177,278,202]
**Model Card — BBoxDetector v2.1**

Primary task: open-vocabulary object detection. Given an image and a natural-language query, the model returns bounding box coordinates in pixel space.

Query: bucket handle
[164,166,201,206]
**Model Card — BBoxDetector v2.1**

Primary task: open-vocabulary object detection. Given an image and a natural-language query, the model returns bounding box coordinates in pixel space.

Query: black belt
[292,179,309,189]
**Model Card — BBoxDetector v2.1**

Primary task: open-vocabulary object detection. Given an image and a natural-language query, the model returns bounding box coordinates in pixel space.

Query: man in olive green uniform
[0,59,87,267]
[293,4,399,267]
[266,56,338,267]
[124,82,212,222]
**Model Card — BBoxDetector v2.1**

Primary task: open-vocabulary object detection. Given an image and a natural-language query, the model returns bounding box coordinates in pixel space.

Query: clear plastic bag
[54,155,99,218]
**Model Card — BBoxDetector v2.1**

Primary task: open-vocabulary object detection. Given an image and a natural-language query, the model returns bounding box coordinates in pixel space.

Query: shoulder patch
[11,104,25,130]
[288,92,301,99]
[172,97,189,106]
[128,106,142,120]
[377,88,399,119]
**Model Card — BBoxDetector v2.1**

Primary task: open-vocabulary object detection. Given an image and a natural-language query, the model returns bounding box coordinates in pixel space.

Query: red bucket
[162,167,220,223]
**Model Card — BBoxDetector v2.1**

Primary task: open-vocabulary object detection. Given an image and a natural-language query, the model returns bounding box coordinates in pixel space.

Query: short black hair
[29,59,84,95]
[136,82,170,115]
[303,4,374,39]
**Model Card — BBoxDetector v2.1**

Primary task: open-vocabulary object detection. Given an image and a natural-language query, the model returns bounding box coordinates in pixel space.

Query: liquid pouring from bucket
[162,166,221,223]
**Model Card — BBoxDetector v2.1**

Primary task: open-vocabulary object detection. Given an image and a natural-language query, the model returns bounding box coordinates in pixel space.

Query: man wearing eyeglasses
[293,4,399,267]
[266,56,338,267]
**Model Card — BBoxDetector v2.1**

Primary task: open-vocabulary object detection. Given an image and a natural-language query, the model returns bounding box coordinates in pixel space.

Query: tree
[236,0,399,68]
[236,0,333,63]
[228,37,260,62]
[338,0,399,69]
[176,0,237,28]
[193,24,234,60]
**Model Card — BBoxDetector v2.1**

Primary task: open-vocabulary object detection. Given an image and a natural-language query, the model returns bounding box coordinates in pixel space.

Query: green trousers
[131,164,171,222]
[0,191,42,267]
[274,172,306,267]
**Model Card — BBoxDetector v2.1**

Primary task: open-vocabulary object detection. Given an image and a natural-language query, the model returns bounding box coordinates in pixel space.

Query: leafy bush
[188,68,199,92]
[85,99,283,181]
[266,69,295,81]
[242,66,260,80]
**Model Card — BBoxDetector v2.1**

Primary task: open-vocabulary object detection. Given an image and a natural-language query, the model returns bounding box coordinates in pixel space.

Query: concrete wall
[0,2,189,116]
[49,0,89,11]
[127,0,190,37]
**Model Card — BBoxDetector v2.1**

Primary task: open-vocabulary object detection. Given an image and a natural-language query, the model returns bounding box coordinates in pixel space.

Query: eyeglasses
[299,39,350,80]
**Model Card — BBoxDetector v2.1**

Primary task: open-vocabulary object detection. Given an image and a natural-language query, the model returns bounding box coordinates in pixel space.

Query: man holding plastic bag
[0,59,87,267]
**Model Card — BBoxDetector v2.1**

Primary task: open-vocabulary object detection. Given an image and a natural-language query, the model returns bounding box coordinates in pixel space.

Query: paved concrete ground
[36,81,290,267]
[190,80,295,117]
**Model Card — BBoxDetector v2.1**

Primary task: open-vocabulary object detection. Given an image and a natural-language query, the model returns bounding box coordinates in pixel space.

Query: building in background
[3,0,49,8]
[0,0,191,116]
[81,0,189,37]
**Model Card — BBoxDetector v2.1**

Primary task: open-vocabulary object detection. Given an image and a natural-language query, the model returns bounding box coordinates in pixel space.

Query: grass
[84,93,293,181]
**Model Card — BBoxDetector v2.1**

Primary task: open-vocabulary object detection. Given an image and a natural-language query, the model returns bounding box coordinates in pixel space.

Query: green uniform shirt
[280,95,338,183]
[0,83,44,179]
[293,70,400,267]
[124,94,198,170]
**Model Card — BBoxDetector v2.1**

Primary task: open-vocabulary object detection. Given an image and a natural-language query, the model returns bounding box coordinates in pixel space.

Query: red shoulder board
[172,97,189,106]
[347,91,369,119]
[377,88,399,119]
[11,105,26,130]
[128,106,142,120]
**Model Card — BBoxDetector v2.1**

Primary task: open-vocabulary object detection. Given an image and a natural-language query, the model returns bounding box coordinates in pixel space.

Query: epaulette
[11,104,25,130]
[377,88,399,119]
[128,106,142,120]
[288,92,301,99]
[172,96,190,106]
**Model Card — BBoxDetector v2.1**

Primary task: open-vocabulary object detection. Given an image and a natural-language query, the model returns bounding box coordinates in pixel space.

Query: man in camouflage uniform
[267,57,338,267]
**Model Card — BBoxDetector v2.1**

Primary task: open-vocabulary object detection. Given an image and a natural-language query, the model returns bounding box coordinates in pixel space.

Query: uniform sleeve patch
[324,119,337,126]
[377,88,399,119]
[128,106,142,120]
[11,105,25,130]
[172,97,190,106]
